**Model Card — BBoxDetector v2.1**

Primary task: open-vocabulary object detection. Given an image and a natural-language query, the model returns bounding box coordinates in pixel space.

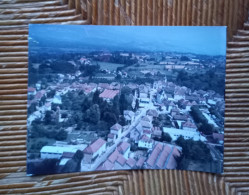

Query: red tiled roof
[111,123,122,131]
[166,155,177,169]
[99,89,119,99]
[141,134,150,142]
[117,142,130,153]
[140,121,151,128]
[126,158,136,168]
[136,157,146,167]
[108,149,119,163]
[156,145,171,168]
[97,160,114,170]
[116,155,126,166]
[173,114,188,121]
[83,138,106,154]
[182,120,197,129]
[146,143,163,167]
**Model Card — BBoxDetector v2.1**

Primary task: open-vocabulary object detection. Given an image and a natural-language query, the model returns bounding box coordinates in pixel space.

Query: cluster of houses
[28,52,224,173]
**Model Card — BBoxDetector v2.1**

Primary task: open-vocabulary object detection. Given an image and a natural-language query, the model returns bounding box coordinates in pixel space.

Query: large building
[163,127,207,141]
[83,138,107,164]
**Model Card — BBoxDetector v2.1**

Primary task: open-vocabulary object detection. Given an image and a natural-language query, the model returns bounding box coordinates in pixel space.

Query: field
[94,61,125,71]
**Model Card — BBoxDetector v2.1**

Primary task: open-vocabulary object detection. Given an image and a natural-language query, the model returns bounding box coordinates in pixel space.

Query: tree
[112,95,120,117]
[55,129,68,141]
[103,112,117,126]
[28,102,37,115]
[84,104,100,124]
[44,111,53,125]
[162,132,172,142]
[119,115,126,126]
[27,158,59,175]
[47,90,56,98]
[135,98,139,111]
[92,90,100,104]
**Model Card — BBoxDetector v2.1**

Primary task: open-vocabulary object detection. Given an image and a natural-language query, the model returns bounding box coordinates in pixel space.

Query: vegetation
[176,69,225,95]
[190,106,214,135]
[175,135,212,169]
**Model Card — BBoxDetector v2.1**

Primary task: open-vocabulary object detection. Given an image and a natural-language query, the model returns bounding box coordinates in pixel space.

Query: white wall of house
[110,129,122,138]
[138,140,153,149]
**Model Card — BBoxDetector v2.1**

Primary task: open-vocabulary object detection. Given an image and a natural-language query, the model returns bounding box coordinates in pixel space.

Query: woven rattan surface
[0,0,249,194]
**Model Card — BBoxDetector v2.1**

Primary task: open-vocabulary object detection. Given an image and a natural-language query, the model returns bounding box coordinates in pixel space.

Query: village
[27,51,225,174]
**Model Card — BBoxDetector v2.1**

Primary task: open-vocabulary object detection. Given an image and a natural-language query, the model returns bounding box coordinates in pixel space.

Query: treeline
[59,86,137,135]
[175,69,225,95]
[190,106,215,135]
[175,135,212,168]
[27,150,83,175]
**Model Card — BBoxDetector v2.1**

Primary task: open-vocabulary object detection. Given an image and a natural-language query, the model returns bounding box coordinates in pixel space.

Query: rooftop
[83,138,106,154]
[111,123,122,131]
[99,89,119,99]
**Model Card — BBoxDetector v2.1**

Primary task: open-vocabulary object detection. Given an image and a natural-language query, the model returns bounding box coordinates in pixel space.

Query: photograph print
[27,25,226,175]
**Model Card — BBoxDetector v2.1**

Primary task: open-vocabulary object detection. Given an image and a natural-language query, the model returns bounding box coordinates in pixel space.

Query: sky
[29,24,227,56]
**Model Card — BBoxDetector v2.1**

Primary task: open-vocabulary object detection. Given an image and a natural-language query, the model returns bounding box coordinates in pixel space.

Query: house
[99,89,119,101]
[152,127,162,139]
[117,142,131,159]
[145,143,163,168]
[53,92,62,104]
[171,107,180,116]
[110,123,122,138]
[98,83,111,90]
[44,102,51,111]
[126,158,136,169]
[136,157,146,168]
[181,120,197,131]
[97,159,114,171]
[145,143,180,169]
[174,88,185,101]
[114,155,127,170]
[139,98,150,108]
[130,129,140,143]
[107,133,117,143]
[124,110,135,124]
[59,152,75,166]
[138,135,153,149]
[163,127,207,141]
[141,116,153,123]
[156,145,171,169]
[143,129,152,138]
[28,87,36,96]
[140,120,152,130]
[166,101,175,112]
[146,109,159,118]
[83,138,107,163]
[40,146,77,159]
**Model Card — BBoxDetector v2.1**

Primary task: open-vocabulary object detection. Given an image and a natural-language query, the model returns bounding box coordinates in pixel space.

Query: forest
[175,69,225,95]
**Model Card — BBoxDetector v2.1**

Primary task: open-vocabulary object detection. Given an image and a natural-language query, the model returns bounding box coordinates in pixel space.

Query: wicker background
[0,0,249,194]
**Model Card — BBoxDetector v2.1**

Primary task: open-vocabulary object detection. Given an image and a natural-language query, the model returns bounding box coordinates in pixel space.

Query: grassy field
[93,61,125,71]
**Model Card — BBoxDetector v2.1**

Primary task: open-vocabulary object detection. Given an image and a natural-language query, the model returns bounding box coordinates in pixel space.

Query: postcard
[27,25,226,175]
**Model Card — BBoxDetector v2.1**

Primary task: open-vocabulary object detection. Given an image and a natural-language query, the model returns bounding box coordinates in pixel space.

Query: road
[81,104,148,171]
[81,86,160,171]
